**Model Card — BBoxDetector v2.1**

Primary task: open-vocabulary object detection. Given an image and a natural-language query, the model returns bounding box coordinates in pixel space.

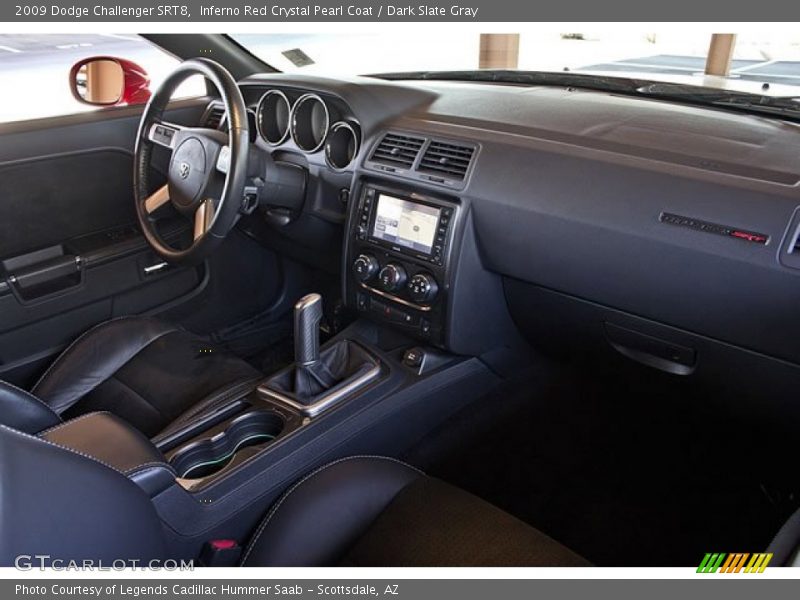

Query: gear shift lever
[294,293,323,367]
[259,292,382,415]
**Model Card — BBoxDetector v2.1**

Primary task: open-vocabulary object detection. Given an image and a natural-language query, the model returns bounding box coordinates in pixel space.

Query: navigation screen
[372,194,441,254]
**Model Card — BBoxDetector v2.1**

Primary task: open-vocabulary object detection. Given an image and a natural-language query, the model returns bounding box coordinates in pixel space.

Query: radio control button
[356,293,369,311]
[378,263,407,292]
[420,319,432,336]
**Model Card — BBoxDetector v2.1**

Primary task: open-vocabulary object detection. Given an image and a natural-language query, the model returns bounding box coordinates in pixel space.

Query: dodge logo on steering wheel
[179,161,191,179]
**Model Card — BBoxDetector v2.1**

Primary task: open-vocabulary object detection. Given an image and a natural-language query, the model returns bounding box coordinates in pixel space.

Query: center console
[37,306,501,560]
[156,293,386,490]
[32,165,519,563]
[345,181,461,348]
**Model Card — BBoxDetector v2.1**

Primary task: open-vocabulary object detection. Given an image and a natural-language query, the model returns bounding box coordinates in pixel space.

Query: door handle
[143,261,168,276]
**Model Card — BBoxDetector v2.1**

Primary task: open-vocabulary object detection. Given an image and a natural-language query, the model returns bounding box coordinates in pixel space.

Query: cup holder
[170,410,284,480]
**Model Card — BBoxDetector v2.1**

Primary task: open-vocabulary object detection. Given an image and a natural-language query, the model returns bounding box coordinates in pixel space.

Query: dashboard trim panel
[358,282,434,312]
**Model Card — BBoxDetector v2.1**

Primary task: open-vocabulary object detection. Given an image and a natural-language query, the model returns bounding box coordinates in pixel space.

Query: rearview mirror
[69,57,152,107]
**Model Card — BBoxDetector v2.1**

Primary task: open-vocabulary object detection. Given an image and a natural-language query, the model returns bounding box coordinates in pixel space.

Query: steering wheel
[133,58,249,266]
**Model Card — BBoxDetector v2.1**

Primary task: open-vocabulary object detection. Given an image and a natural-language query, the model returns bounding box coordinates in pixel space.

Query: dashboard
[204,72,800,417]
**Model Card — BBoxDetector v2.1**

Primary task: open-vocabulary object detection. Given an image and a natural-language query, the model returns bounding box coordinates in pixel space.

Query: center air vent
[204,104,225,129]
[370,133,425,169]
[418,140,475,181]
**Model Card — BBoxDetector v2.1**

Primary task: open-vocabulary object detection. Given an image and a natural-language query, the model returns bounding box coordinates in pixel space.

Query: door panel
[0,99,212,386]
[0,149,136,258]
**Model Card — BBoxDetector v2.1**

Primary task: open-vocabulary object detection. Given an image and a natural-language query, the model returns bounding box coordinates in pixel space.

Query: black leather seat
[4,420,795,567]
[0,425,589,567]
[241,456,589,567]
[0,316,261,437]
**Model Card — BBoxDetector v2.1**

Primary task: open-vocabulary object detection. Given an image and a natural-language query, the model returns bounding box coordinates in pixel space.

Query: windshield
[232,32,800,93]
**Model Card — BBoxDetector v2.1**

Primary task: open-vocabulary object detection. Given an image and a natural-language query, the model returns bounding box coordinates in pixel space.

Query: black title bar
[3,1,797,22]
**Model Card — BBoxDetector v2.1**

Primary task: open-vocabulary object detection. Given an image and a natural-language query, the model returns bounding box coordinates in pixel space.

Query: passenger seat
[0,423,588,567]
[240,456,589,567]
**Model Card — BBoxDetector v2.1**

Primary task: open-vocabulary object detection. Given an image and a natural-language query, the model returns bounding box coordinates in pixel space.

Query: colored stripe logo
[697,553,773,573]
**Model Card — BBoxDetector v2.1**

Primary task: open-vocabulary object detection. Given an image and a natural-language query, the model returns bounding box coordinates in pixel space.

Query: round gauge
[290,93,330,153]
[256,90,292,146]
[325,121,360,171]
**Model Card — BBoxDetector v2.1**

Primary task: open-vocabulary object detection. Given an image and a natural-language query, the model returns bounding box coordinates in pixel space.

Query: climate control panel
[354,255,440,305]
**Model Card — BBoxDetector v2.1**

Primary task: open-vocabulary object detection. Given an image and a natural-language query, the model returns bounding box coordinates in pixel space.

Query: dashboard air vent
[204,105,225,129]
[370,133,425,169]
[418,140,475,181]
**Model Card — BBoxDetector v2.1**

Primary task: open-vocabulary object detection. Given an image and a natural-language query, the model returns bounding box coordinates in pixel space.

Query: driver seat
[0,316,262,438]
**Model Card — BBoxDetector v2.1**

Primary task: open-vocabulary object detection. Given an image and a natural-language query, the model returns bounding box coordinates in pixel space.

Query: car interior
[1,33,800,567]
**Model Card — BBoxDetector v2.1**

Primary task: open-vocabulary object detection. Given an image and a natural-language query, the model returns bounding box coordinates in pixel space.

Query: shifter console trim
[257,360,382,417]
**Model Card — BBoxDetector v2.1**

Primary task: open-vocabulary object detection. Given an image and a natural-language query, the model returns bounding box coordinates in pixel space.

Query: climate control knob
[352,254,379,282]
[378,263,407,292]
[408,272,439,303]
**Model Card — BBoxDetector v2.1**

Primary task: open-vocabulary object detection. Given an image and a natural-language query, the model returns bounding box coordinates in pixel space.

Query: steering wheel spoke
[193,198,216,241]
[147,120,184,150]
[215,145,231,175]
[144,184,171,215]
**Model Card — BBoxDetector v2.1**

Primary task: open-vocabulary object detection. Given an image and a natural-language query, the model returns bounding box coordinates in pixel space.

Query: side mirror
[69,56,152,107]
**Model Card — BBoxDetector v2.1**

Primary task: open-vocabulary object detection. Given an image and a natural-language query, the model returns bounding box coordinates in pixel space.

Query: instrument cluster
[255,89,361,171]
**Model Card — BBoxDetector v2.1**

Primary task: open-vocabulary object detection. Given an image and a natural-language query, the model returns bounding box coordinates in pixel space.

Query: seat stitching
[45,329,180,416]
[0,422,126,476]
[32,316,181,404]
[32,315,147,391]
[37,414,177,477]
[0,380,61,421]
[37,411,112,437]
[50,328,181,414]
[124,462,177,476]
[240,455,424,566]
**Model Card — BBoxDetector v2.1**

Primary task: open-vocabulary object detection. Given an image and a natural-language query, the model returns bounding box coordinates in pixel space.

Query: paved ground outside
[581,54,800,86]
